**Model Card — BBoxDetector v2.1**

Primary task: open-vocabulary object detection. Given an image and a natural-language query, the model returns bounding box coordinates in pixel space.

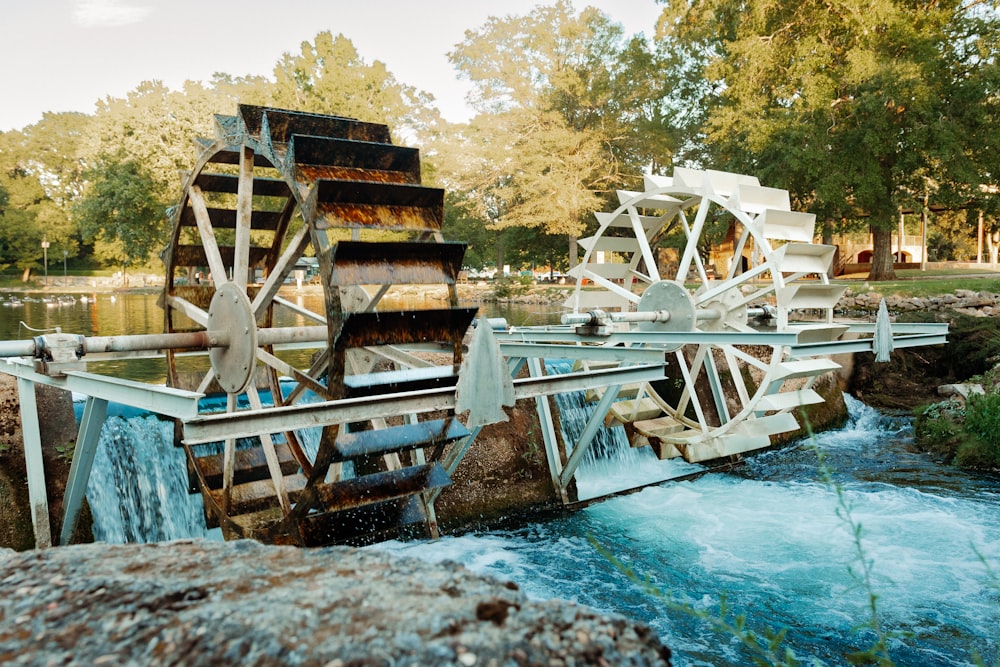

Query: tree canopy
[440,0,675,268]
[72,154,169,281]
[657,0,1000,279]
[0,4,997,282]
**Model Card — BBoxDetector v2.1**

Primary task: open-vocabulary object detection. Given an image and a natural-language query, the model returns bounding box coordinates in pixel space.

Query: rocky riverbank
[0,540,672,666]
[838,287,1000,317]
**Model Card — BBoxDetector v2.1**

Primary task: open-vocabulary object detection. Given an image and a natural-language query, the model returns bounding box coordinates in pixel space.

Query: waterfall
[84,413,213,543]
[544,359,703,500]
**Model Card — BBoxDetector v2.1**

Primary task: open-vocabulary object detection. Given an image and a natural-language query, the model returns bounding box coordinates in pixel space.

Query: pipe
[0,325,332,360]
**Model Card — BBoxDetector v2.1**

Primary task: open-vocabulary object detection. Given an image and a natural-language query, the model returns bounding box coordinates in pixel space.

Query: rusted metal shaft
[0,326,331,360]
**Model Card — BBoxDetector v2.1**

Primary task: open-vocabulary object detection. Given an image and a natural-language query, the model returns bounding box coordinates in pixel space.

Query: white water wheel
[567,168,845,462]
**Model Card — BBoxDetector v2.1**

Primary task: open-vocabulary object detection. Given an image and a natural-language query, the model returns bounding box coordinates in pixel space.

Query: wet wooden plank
[193,172,291,198]
[179,207,284,231]
[328,241,466,285]
[288,135,419,178]
[336,307,477,350]
[239,104,392,144]
[170,245,270,269]
[312,463,450,511]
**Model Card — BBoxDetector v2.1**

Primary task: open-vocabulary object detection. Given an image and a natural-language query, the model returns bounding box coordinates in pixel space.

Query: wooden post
[17,378,51,548]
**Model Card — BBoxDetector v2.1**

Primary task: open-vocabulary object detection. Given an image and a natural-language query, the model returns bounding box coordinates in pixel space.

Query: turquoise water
[375,397,1000,666]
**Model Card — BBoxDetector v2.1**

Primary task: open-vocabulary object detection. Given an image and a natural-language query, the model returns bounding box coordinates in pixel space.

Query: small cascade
[84,414,212,543]
[544,359,702,500]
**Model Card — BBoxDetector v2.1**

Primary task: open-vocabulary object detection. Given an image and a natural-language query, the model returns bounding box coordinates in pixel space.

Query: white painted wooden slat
[704,169,760,197]
[773,358,842,380]
[758,208,816,241]
[606,397,663,426]
[778,283,847,310]
[633,415,686,438]
[578,235,642,254]
[771,243,836,275]
[672,166,707,191]
[733,184,791,214]
[785,323,851,343]
[681,433,771,462]
[755,388,825,412]
[642,173,673,190]
[594,211,662,232]
[569,262,635,281]
[616,190,683,210]
[563,290,631,310]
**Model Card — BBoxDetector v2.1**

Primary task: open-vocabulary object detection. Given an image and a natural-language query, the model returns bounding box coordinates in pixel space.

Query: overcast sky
[0,0,664,132]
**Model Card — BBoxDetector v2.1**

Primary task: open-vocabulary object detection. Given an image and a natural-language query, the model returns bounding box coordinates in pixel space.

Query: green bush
[914,400,966,458]
[491,274,534,300]
[957,391,1000,468]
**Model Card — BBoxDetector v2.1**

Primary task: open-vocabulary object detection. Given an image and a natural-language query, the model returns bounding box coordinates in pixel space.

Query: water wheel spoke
[252,223,311,318]
[674,347,710,432]
[244,385,291,513]
[255,347,328,398]
[676,199,711,282]
[721,346,752,409]
[233,146,254,290]
[162,294,209,328]
[272,295,327,324]
[187,185,230,286]
[629,208,662,283]
[221,392,238,513]
[694,264,770,306]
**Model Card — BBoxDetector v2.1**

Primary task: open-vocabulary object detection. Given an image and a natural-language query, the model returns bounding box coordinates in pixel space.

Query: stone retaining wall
[839,288,1000,317]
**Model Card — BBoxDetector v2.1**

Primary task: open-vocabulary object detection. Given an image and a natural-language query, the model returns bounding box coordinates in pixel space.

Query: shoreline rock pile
[837,288,1000,317]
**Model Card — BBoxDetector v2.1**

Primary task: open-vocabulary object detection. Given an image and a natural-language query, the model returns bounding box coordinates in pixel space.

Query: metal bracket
[32,333,85,376]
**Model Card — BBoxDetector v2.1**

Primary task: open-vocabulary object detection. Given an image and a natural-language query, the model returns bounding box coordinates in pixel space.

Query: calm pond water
[3,290,998,665]
[0,290,560,383]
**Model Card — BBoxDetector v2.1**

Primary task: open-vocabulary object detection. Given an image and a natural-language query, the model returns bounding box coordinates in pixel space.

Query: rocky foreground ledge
[0,540,671,666]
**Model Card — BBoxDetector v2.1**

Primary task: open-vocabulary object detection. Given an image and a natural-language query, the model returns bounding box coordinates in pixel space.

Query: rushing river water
[3,291,999,665]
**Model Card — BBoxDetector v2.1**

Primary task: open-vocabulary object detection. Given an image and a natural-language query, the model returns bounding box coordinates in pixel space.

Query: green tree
[73,155,169,283]
[268,31,441,141]
[0,113,91,277]
[658,0,1000,281]
[83,80,245,191]
[441,1,675,268]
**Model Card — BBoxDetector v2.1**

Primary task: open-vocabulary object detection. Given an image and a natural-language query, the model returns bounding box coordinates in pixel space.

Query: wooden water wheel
[161,105,474,545]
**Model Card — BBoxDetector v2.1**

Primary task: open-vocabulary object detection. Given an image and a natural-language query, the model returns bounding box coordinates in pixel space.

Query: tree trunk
[866,224,897,281]
[567,235,578,271]
[822,222,835,278]
[495,232,505,277]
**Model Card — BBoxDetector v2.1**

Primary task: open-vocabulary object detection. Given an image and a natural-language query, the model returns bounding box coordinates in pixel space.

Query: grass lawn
[834,267,1000,298]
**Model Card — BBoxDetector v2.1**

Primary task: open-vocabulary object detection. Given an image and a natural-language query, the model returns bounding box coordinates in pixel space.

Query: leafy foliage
[269,31,441,141]
[72,155,169,278]
[958,389,1000,467]
[441,1,676,268]
[656,0,1000,280]
[1,4,998,282]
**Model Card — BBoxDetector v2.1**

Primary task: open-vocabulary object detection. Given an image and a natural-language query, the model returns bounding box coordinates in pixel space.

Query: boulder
[0,540,672,666]
[937,383,985,400]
